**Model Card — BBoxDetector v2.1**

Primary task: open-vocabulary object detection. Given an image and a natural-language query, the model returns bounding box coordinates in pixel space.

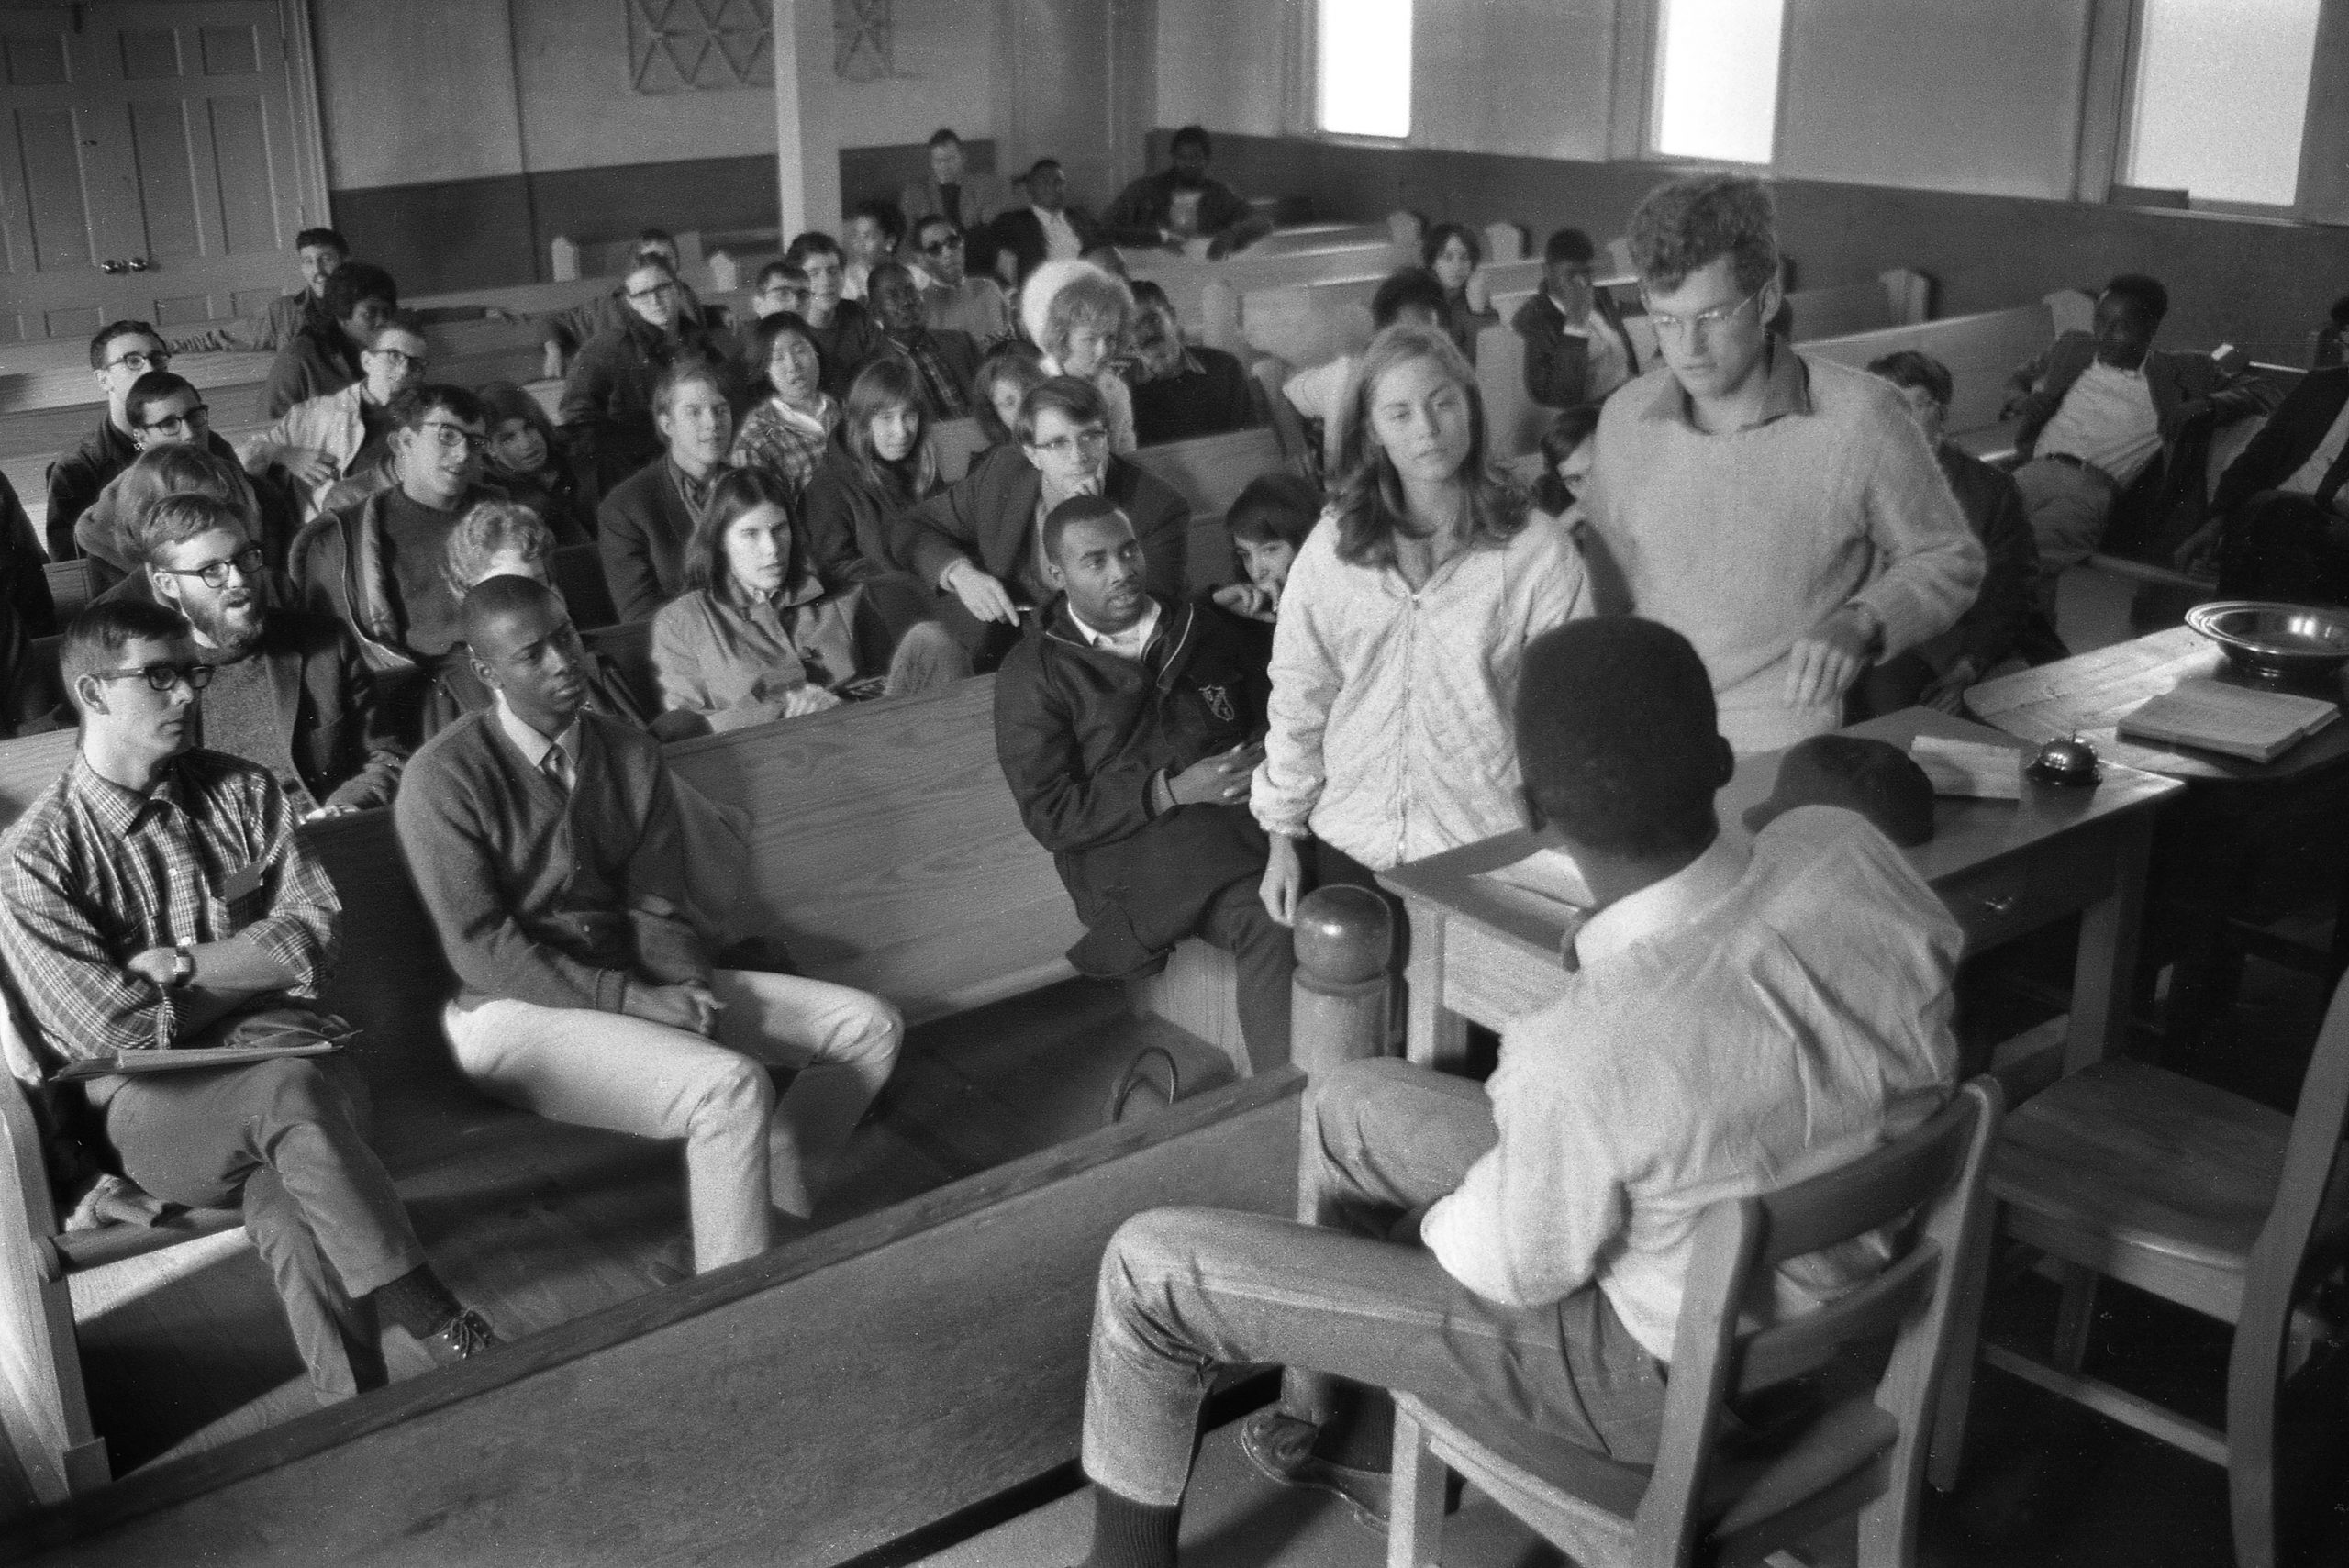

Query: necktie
[541,743,571,797]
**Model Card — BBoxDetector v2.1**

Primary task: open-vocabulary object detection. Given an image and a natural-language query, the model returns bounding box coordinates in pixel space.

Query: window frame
[1639,0,1793,171]
[1304,0,1416,146]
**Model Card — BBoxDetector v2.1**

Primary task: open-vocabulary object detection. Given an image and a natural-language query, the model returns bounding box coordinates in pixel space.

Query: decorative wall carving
[834,0,895,83]
[628,0,773,93]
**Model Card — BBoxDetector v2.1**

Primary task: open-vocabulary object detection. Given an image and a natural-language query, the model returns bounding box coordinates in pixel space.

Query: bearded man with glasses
[0,598,497,1404]
[1581,174,1981,753]
[138,492,405,817]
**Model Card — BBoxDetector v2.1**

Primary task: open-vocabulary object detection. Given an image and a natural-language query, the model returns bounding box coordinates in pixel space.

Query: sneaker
[418,1307,500,1366]
[1238,1408,1393,1530]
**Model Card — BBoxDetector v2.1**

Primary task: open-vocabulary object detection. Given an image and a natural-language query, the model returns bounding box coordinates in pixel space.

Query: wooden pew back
[1803,295,2063,437]
[1136,239,1416,334]
[1130,426,1287,588]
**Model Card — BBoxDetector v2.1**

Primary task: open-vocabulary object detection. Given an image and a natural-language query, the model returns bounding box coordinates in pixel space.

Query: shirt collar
[66,749,183,834]
[1570,830,1751,970]
[494,694,581,772]
[1069,597,1162,655]
[1643,334,1812,431]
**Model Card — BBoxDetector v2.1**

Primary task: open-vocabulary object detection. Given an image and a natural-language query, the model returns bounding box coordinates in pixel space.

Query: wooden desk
[1380,709,2182,1073]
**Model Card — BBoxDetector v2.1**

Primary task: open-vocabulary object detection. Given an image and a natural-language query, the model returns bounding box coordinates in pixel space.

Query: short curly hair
[1626,174,1779,296]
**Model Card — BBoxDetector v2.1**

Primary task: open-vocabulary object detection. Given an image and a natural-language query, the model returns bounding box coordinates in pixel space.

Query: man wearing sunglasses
[914,215,1013,346]
[1581,174,1980,754]
[0,599,498,1403]
[139,492,404,817]
[289,385,498,709]
[45,321,239,562]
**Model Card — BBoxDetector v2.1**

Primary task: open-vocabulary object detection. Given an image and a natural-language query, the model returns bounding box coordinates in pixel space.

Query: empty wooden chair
[1932,976,2349,1568]
[1389,1078,2003,1568]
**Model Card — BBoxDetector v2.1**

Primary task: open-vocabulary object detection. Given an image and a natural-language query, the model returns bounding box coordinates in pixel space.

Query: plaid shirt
[729,394,837,503]
[884,332,972,420]
[0,748,339,1069]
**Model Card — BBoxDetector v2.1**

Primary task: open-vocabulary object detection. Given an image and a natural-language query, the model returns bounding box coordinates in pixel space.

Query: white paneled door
[0,2,325,343]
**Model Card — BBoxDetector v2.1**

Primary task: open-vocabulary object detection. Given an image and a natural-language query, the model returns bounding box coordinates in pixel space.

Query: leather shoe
[418,1307,500,1366]
[1239,1409,1392,1530]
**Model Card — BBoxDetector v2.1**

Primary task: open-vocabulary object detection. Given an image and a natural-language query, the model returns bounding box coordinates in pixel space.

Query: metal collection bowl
[2185,601,2349,686]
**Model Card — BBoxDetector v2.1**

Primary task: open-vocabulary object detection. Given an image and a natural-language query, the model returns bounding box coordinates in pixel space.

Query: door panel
[0,2,311,345]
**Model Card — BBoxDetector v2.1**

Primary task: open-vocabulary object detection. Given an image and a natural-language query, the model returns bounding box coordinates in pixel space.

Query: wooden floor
[50,977,1236,1482]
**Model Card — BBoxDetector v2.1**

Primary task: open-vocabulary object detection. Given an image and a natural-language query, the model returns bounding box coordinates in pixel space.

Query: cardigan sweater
[1584,343,1983,753]
[395,707,707,1013]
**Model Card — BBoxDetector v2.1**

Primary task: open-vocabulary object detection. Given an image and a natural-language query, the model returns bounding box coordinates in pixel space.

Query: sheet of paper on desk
[1909,736,2022,800]
[1475,849,1594,917]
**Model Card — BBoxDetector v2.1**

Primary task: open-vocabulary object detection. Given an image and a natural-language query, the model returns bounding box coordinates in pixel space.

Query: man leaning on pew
[994,495,1294,1073]
[394,576,903,1272]
[0,600,498,1402]
[1063,618,1962,1568]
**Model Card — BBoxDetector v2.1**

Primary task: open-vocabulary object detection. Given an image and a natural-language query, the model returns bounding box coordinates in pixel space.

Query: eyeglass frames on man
[627,279,679,302]
[106,348,171,374]
[1642,286,1765,341]
[92,662,217,694]
[153,544,264,590]
[139,405,210,438]
[1029,428,1111,459]
[417,420,489,454]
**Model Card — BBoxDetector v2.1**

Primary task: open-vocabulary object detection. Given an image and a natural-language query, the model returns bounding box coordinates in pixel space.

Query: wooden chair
[1390,1078,2004,1568]
[1932,977,2349,1568]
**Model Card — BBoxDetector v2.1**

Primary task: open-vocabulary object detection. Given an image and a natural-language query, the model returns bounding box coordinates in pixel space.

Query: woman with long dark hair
[1422,221,1499,364]
[796,356,941,584]
[1253,323,1587,924]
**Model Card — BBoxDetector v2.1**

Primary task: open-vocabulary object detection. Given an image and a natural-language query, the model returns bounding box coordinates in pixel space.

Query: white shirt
[1034,206,1083,262]
[495,695,582,790]
[1422,807,1963,1361]
[1070,599,1163,662]
[1252,511,1588,870]
[1281,355,1358,473]
[2280,397,2349,502]
[1562,308,1633,402]
[2036,359,2163,486]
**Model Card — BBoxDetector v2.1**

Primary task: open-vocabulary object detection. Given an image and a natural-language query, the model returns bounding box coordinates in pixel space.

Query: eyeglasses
[139,405,209,436]
[1028,428,1111,459]
[369,347,428,372]
[921,235,963,255]
[93,662,216,694]
[155,544,264,589]
[417,421,489,454]
[1642,286,1764,341]
[106,349,170,374]
[627,280,679,302]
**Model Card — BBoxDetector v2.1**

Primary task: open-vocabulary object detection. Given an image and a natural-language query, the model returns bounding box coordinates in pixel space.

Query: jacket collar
[1042,594,1196,687]
[1642,334,1811,431]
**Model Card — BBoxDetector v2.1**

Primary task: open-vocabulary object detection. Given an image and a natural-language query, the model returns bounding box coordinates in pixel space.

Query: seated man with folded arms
[1860,350,2063,716]
[139,493,404,817]
[1584,174,1980,754]
[1126,281,1257,447]
[1282,268,1450,483]
[1101,125,1272,261]
[1063,617,1962,1566]
[47,322,238,561]
[395,575,903,1266]
[914,216,1013,346]
[262,261,398,421]
[2174,355,2349,604]
[0,601,497,1402]
[863,261,980,420]
[421,500,700,741]
[2002,272,2270,596]
[598,360,736,623]
[244,315,430,523]
[291,384,497,684]
[995,495,1290,1070]
[896,375,1189,672]
[1512,227,1640,411]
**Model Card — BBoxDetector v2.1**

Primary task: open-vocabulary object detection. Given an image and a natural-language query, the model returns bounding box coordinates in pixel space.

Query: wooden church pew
[1129,425,1287,588]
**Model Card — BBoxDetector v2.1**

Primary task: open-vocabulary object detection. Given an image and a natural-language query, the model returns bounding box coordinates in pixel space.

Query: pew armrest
[0,1075,107,1503]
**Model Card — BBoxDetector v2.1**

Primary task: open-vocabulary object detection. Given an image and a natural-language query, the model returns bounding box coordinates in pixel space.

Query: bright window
[2124,0,2321,206]
[1652,0,1787,164]
[1317,0,1412,139]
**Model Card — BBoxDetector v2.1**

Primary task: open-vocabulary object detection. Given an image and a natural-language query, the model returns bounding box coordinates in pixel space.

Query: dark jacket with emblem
[993,593,1273,977]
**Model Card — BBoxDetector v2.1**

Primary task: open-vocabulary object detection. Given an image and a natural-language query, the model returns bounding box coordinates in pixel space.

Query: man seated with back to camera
[290,384,498,712]
[994,495,1292,1073]
[0,601,498,1404]
[895,375,1188,673]
[1060,617,1962,1567]
[395,576,904,1270]
[135,493,405,817]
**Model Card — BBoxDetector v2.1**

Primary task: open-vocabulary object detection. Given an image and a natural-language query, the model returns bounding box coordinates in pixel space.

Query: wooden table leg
[2065,811,2153,1073]
[1403,909,1468,1072]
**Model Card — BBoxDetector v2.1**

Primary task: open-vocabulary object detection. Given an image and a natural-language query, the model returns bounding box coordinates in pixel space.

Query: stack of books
[2117,678,2341,763]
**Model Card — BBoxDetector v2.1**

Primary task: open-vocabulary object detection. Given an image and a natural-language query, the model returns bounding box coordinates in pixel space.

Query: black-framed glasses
[627,280,679,302]
[417,421,489,454]
[106,349,170,373]
[369,347,428,372]
[921,234,963,255]
[94,662,216,694]
[139,405,210,436]
[154,544,263,589]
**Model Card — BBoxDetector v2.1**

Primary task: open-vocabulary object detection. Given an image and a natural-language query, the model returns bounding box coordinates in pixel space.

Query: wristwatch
[168,946,195,989]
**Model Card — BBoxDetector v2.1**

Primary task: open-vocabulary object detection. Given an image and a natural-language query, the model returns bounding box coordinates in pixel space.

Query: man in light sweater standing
[1583,175,1981,753]
[1059,619,1962,1568]
[395,576,902,1272]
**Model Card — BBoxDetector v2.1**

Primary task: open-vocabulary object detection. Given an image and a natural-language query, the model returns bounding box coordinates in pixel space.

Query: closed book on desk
[2117,678,2341,762]
[52,1039,347,1083]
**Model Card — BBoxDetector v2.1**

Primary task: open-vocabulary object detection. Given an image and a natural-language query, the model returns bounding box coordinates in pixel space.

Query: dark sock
[1087,1485,1180,1568]
[370,1264,463,1340]
[1319,1393,1396,1472]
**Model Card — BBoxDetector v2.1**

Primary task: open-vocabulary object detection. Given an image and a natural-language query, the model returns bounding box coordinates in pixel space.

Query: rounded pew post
[1288,885,1393,1075]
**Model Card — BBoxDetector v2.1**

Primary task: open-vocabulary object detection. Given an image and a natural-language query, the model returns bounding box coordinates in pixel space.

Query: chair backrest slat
[1735,1240,1941,1397]
[1751,1104,1974,1266]
[2240,975,2349,1371]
